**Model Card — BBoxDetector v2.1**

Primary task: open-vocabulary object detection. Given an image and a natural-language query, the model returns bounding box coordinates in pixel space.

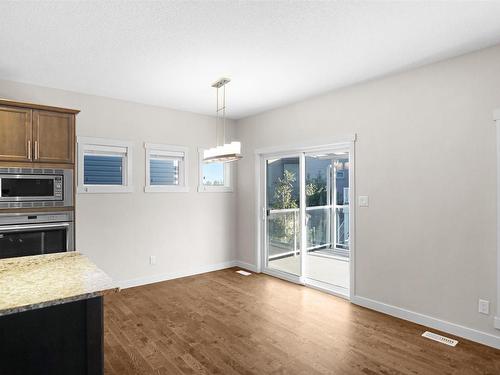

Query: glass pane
[0,228,67,259]
[266,157,300,276]
[202,162,225,186]
[334,158,349,205]
[268,210,300,258]
[334,158,349,251]
[44,229,67,254]
[266,157,300,209]
[335,207,349,250]
[305,156,333,254]
[150,158,180,186]
[84,154,123,185]
[305,158,330,207]
[306,207,330,249]
[0,231,42,259]
[304,155,350,255]
[1,178,54,197]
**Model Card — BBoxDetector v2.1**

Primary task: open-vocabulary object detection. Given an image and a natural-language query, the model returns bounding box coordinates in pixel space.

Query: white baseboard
[119,260,237,289]
[352,295,500,350]
[234,260,260,273]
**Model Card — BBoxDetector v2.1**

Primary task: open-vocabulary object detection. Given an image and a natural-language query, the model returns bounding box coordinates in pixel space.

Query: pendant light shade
[203,141,242,163]
[203,78,243,163]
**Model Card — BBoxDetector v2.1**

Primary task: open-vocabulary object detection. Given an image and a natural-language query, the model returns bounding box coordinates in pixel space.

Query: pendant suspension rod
[212,77,230,147]
[223,83,226,146]
[216,85,219,146]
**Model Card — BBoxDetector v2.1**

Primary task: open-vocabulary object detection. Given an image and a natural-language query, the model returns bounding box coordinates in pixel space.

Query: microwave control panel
[54,176,63,200]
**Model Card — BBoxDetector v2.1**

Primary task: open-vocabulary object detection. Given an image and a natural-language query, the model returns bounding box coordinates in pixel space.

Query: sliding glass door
[265,156,301,277]
[262,147,352,296]
[304,152,350,294]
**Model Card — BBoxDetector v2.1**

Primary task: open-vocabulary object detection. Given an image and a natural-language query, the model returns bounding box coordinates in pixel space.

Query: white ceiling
[1,1,500,119]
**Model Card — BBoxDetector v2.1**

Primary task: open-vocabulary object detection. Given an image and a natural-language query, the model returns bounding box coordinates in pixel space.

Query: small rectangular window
[145,144,189,192]
[150,158,179,186]
[77,137,133,193]
[198,149,233,192]
[202,162,224,186]
[83,154,123,185]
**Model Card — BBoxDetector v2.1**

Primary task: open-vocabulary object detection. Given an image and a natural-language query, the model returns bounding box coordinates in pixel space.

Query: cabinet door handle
[34,141,39,160]
[27,140,31,159]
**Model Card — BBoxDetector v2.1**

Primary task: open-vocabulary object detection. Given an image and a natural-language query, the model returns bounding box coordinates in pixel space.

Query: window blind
[149,158,180,185]
[83,154,123,185]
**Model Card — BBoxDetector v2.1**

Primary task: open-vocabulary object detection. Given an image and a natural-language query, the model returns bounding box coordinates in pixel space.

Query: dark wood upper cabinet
[0,106,33,162]
[0,99,79,165]
[33,110,75,164]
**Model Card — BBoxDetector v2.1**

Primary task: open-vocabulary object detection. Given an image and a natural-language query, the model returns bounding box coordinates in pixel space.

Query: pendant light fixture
[203,78,242,163]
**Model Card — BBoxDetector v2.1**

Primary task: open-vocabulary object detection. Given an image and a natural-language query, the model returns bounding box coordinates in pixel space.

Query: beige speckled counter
[0,252,119,316]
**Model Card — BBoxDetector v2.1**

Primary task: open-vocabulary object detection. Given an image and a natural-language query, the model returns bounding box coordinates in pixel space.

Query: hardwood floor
[104,268,500,375]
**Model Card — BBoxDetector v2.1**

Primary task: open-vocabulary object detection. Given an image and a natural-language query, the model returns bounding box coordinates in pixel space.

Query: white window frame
[144,143,189,193]
[198,148,233,193]
[77,136,134,194]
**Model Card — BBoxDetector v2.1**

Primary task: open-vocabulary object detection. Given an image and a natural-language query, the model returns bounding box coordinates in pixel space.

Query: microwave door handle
[0,223,70,233]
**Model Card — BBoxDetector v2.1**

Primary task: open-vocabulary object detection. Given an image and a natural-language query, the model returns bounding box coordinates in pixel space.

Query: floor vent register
[236,270,252,276]
[422,331,458,347]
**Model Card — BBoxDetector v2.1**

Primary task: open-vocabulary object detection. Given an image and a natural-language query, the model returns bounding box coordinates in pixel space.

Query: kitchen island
[0,252,119,375]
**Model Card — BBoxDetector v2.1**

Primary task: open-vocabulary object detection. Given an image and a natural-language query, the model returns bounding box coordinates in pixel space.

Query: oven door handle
[0,223,70,233]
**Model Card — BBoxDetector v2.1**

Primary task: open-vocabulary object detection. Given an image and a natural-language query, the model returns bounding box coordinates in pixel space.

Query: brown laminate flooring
[104,268,500,375]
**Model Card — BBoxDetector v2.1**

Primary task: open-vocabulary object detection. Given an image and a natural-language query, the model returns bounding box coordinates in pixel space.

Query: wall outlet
[478,299,489,315]
[358,195,369,207]
[149,255,156,265]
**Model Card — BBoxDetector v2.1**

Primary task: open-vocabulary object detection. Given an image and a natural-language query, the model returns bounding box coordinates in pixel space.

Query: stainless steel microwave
[0,167,73,209]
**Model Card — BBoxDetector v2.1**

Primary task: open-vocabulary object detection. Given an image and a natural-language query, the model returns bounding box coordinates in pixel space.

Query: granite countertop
[0,252,119,317]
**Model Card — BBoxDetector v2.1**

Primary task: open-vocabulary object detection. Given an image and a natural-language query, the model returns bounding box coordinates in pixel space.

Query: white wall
[235,45,500,340]
[0,79,237,286]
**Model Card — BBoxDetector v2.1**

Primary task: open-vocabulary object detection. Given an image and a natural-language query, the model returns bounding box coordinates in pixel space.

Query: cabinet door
[33,110,75,163]
[0,106,32,162]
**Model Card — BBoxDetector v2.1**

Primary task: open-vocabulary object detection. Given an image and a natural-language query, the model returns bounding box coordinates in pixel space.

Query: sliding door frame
[260,151,303,285]
[254,135,357,300]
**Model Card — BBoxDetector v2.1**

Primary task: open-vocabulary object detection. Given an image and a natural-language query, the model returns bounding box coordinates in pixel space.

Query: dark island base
[0,296,103,375]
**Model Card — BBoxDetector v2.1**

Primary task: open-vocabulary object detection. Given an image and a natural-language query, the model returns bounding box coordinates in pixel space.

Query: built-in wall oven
[0,211,74,259]
[0,167,73,210]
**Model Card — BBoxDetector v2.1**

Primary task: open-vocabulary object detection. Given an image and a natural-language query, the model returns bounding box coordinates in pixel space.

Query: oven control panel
[0,211,74,225]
